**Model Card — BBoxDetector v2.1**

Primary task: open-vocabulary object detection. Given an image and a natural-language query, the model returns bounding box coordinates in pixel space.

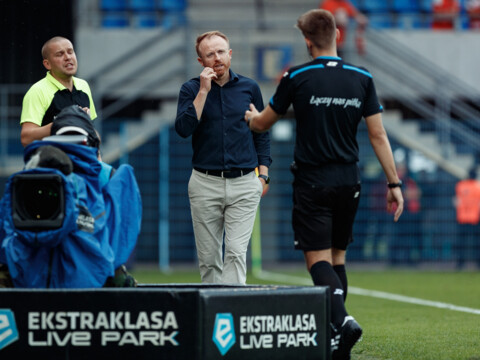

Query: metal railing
[0,84,29,175]
[359,29,480,169]
[87,25,188,123]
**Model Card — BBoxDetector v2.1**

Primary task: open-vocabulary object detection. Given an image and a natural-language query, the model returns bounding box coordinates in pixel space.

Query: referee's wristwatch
[387,180,402,189]
[258,174,270,184]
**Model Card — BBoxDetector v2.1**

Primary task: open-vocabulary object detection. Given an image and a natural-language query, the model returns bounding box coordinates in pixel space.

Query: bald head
[41,36,78,83]
[41,36,72,59]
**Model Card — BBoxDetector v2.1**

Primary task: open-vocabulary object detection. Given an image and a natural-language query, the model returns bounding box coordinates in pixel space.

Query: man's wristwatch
[258,174,270,184]
[387,180,402,188]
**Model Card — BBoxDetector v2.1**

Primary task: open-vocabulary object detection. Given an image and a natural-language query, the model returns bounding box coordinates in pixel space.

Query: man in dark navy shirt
[176,31,271,285]
[245,9,403,360]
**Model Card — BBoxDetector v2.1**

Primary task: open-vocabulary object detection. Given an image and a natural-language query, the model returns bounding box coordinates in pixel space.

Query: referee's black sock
[309,261,348,329]
[333,264,348,302]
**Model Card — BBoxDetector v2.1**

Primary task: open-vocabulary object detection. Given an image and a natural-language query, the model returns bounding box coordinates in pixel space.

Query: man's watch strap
[258,174,270,184]
[387,180,402,188]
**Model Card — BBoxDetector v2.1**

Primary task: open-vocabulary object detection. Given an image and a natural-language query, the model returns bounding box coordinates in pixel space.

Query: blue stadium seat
[101,12,130,27]
[160,12,187,30]
[460,13,470,29]
[349,0,360,7]
[130,0,156,12]
[100,0,128,11]
[420,0,432,12]
[396,13,428,28]
[132,12,157,27]
[368,13,395,28]
[392,0,420,13]
[158,0,187,11]
[360,0,391,13]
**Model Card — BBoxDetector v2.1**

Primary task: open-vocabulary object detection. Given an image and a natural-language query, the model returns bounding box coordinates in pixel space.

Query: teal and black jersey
[270,56,382,168]
[20,71,97,127]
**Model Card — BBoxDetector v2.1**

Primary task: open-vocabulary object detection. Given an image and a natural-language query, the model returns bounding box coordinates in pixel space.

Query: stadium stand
[360,0,391,13]
[392,0,421,12]
[2,0,480,269]
[368,13,396,28]
[130,0,156,11]
[100,0,128,11]
[101,12,130,27]
[98,0,188,29]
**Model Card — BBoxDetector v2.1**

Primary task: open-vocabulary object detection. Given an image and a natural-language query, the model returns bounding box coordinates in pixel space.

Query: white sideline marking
[255,270,480,315]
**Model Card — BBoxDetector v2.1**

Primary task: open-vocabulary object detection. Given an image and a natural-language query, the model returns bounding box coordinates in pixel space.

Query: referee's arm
[366,112,404,221]
[245,104,279,133]
[365,113,398,183]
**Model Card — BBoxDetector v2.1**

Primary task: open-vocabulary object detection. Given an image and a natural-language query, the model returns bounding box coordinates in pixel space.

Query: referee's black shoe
[331,316,363,360]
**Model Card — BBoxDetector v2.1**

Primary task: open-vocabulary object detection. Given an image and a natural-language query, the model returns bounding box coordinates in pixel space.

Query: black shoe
[104,265,138,288]
[331,316,363,360]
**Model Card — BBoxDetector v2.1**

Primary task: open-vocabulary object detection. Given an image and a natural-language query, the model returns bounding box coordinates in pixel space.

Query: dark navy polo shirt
[175,69,272,170]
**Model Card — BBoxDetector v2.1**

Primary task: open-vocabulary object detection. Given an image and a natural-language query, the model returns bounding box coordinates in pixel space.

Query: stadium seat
[392,0,420,13]
[158,0,187,11]
[396,13,427,28]
[459,13,470,29]
[101,12,130,28]
[160,12,187,30]
[132,12,157,28]
[360,0,391,13]
[368,13,395,28]
[420,0,432,12]
[130,0,156,12]
[100,0,128,11]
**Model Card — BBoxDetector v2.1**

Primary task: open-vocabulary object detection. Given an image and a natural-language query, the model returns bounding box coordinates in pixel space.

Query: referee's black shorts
[292,184,361,251]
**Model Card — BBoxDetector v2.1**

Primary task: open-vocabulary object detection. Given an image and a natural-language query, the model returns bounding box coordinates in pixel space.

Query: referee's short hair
[296,9,337,50]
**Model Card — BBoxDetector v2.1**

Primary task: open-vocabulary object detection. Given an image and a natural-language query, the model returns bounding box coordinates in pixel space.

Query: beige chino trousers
[188,169,263,284]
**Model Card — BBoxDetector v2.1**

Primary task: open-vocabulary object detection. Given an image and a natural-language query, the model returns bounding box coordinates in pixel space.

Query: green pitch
[132,267,480,360]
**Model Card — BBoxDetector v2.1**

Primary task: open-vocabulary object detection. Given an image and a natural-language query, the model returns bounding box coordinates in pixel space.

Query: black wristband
[387,180,402,188]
